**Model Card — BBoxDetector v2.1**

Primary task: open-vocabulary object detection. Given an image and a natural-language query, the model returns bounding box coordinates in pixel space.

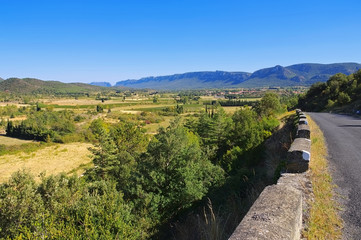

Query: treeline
[0,93,285,239]
[217,99,257,107]
[298,70,361,111]
[6,110,76,142]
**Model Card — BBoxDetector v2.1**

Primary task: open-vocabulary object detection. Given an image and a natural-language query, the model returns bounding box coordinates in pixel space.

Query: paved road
[309,113,361,239]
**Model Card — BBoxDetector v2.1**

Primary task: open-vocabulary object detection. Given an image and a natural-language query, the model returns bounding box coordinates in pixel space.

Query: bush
[0,171,145,239]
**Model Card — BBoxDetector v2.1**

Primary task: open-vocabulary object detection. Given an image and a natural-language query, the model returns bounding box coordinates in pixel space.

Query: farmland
[0,91,263,179]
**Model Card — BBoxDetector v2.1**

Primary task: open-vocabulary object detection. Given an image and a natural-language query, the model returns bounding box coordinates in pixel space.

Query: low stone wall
[287,138,311,173]
[229,110,311,240]
[229,178,303,240]
[296,124,310,139]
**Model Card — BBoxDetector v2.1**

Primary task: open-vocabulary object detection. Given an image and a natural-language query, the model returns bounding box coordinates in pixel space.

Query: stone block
[299,119,308,125]
[287,138,311,173]
[229,184,302,240]
[296,124,310,139]
[298,113,306,119]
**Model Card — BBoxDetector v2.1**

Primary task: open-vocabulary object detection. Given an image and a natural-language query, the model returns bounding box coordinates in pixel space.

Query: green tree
[96,105,103,113]
[88,121,148,189]
[231,108,264,152]
[255,92,281,117]
[337,92,351,105]
[0,171,144,239]
[134,119,224,223]
[153,96,158,103]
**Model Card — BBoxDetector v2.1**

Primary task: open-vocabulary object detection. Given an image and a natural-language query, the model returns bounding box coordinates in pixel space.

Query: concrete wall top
[229,181,302,240]
[289,138,311,152]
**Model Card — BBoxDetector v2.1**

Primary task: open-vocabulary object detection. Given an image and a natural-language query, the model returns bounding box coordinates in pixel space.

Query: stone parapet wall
[229,110,311,240]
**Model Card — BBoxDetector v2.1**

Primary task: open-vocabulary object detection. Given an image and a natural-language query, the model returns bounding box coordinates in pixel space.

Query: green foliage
[261,117,280,133]
[152,96,158,103]
[337,92,351,105]
[218,99,257,107]
[194,108,233,163]
[0,105,29,118]
[220,146,243,173]
[1,91,286,238]
[96,104,103,113]
[255,92,282,117]
[299,70,361,111]
[0,171,143,239]
[134,119,224,223]
[6,110,76,142]
[281,94,299,111]
[231,108,264,152]
[87,120,147,188]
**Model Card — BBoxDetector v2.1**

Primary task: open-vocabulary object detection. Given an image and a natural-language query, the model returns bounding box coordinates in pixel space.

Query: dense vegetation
[298,70,361,112]
[0,92,289,239]
[6,110,76,142]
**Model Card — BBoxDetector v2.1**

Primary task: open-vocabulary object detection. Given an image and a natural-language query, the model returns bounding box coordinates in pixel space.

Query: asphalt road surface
[309,113,361,239]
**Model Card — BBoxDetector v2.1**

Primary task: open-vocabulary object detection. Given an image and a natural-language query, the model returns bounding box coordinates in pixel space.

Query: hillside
[115,63,361,89]
[0,78,105,94]
[298,69,361,112]
[90,82,112,87]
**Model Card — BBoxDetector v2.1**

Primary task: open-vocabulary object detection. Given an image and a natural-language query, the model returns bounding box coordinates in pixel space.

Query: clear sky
[1,0,360,84]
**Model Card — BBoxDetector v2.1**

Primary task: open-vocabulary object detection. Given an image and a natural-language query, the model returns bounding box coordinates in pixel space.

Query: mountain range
[110,63,361,89]
[1,63,361,93]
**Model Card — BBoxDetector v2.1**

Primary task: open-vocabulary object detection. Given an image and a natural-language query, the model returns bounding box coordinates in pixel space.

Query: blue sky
[1,0,360,84]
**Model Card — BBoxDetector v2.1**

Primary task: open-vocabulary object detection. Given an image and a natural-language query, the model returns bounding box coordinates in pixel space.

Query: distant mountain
[115,63,361,89]
[0,78,105,94]
[90,82,112,87]
[115,71,251,89]
[3,63,361,92]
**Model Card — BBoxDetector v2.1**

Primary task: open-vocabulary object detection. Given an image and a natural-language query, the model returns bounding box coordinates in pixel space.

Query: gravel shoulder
[309,113,361,239]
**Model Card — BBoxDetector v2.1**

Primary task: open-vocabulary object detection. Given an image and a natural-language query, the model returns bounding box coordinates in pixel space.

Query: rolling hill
[90,82,112,87]
[0,78,105,94]
[114,63,361,89]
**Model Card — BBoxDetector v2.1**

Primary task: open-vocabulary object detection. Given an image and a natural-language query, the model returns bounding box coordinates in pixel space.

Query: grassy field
[143,116,174,134]
[0,142,93,183]
[222,106,241,114]
[0,135,36,146]
[304,117,342,239]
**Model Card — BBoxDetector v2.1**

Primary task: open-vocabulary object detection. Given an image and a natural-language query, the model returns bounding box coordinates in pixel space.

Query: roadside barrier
[229,110,310,240]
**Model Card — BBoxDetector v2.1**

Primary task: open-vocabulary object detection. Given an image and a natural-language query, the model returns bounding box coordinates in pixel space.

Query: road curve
[309,113,361,239]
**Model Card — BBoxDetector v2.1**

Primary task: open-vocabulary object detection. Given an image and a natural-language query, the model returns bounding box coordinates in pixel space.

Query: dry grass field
[0,142,93,183]
[40,97,152,106]
[222,106,241,114]
[0,135,36,146]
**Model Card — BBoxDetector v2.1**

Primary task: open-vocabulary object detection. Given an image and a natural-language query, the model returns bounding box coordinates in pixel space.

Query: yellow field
[0,135,36,146]
[222,106,241,114]
[0,142,93,183]
[40,96,153,106]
